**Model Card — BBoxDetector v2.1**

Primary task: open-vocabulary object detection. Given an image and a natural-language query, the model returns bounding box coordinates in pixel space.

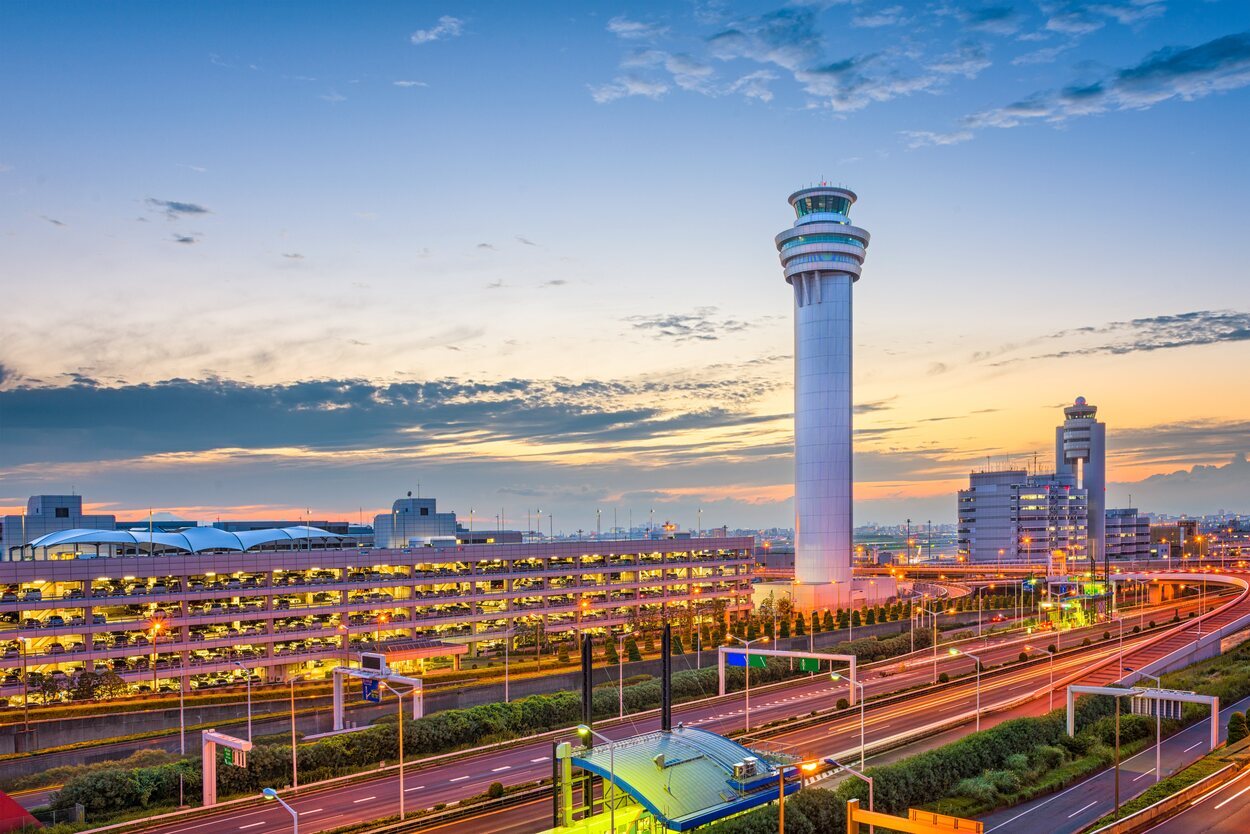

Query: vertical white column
[794,271,854,588]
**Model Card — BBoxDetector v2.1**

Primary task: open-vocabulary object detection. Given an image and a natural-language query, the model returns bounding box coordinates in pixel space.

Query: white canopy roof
[26,526,345,554]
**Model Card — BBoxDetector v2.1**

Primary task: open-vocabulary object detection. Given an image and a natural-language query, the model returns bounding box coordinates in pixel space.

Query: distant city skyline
[2,2,1249,527]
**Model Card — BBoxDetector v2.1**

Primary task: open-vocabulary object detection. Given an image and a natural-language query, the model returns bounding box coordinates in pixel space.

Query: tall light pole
[1126,667,1162,784]
[577,725,615,834]
[950,649,983,731]
[728,634,766,732]
[380,681,415,820]
[617,632,626,719]
[825,758,873,832]
[831,672,866,768]
[1026,644,1055,712]
[232,661,253,741]
[262,788,298,834]
[289,673,305,790]
[921,604,943,684]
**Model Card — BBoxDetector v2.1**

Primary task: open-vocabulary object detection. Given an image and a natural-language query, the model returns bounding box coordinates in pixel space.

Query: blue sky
[2,1,1248,529]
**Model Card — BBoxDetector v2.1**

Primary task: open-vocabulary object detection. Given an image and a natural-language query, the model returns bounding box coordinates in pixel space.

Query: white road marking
[240,824,265,830]
[1133,769,1155,782]
[1215,781,1250,810]
[302,809,323,815]
[404,786,425,792]
[1068,800,1098,818]
[450,775,470,782]
[491,766,511,772]
[1184,741,1203,752]
[351,796,376,803]
[531,757,548,763]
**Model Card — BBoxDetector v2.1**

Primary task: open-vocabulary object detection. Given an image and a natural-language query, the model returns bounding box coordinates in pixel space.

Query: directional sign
[726,653,767,669]
[799,658,821,673]
[362,678,381,703]
[220,747,246,767]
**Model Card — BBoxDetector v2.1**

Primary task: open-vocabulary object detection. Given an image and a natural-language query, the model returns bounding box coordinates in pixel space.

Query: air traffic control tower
[774,185,894,610]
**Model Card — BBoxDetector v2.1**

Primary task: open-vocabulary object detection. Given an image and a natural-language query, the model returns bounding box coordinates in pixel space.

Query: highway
[981,693,1250,834]
[1143,765,1250,833]
[116,614,1169,834]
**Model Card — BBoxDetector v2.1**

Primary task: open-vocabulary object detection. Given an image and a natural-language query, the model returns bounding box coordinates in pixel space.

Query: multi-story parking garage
[0,529,754,698]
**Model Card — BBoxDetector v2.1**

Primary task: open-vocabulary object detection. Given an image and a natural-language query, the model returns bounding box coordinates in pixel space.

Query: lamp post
[232,661,253,741]
[177,677,186,805]
[825,757,873,833]
[379,681,414,820]
[262,788,298,834]
[728,634,766,732]
[920,605,943,684]
[577,724,615,834]
[503,628,510,703]
[1126,667,1162,784]
[831,672,866,768]
[1026,645,1055,711]
[289,673,305,790]
[950,649,983,731]
[20,637,29,732]
[617,632,626,719]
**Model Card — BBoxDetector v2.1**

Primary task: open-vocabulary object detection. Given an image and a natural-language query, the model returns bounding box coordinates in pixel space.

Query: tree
[604,639,619,664]
[37,674,64,705]
[865,608,877,625]
[794,612,807,637]
[850,610,861,628]
[71,671,101,701]
[624,636,642,663]
[1228,712,1248,744]
[671,634,685,655]
[822,610,835,631]
[487,781,505,798]
[99,670,130,700]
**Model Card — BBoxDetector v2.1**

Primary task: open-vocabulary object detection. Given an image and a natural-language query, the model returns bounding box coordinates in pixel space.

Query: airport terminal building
[0,496,753,698]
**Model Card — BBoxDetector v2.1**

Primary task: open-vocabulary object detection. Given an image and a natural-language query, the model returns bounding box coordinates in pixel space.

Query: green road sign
[799,658,821,672]
[747,654,767,669]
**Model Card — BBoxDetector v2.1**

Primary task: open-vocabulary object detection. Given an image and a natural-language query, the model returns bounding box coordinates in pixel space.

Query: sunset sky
[2,1,1248,531]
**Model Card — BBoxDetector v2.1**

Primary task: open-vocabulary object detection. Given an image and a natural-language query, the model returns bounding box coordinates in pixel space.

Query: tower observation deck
[774,186,881,608]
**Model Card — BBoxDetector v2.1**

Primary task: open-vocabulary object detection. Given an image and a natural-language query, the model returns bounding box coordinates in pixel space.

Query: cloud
[1012,43,1076,66]
[924,31,1250,142]
[1018,310,1250,363]
[39,215,66,227]
[1114,453,1250,515]
[607,16,669,41]
[902,129,974,148]
[282,252,304,260]
[852,6,909,29]
[171,234,199,245]
[1043,0,1165,35]
[320,89,347,103]
[854,397,895,414]
[589,75,670,103]
[927,362,949,375]
[626,307,752,342]
[515,236,537,246]
[929,43,992,79]
[485,279,505,289]
[958,5,1021,36]
[411,16,464,45]
[147,198,210,219]
[540,279,567,288]
[477,242,496,250]
[728,70,778,101]
[393,80,428,88]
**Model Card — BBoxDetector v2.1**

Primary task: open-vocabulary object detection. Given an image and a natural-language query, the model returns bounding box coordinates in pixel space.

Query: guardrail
[1083,763,1239,834]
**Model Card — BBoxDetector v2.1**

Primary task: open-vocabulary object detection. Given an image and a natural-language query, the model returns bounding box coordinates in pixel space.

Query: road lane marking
[1067,800,1098,818]
[491,766,511,772]
[1215,781,1250,810]
[351,796,376,803]
[450,776,470,782]
[239,824,265,830]
[302,809,322,815]
[405,786,425,792]
[1191,768,1250,806]
[1184,741,1203,752]
[531,757,548,762]
[1133,769,1155,782]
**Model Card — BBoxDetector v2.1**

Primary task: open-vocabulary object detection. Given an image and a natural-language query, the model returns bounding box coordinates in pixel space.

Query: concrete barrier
[1083,763,1240,834]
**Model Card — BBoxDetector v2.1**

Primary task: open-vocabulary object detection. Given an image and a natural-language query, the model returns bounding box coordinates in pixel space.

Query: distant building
[1105,508,1150,560]
[958,471,1089,563]
[957,470,1027,562]
[1055,397,1106,570]
[372,496,458,547]
[1,495,117,561]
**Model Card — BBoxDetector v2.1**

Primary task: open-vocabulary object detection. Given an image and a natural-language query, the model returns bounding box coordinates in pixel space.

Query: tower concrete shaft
[775,187,870,593]
[1056,396,1106,572]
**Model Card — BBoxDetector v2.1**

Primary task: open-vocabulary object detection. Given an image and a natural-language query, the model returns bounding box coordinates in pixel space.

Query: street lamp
[617,631,627,720]
[379,680,416,820]
[261,788,298,834]
[232,661,253,741]
[825,757,874,833]
[920,604,943,684]
[831,672,866,768]
[577,724,616,834]
[728,633,766,732]
[950,649,983,731]
[1126,667,1162,784]
[1025,645,1055,712]
[289,673,305,790]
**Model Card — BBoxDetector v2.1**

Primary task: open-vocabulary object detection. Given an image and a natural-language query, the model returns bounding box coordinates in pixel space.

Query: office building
[1105,508,1150,560]
[0,494,753,699]
[773,184,893,608]
[1055,397,1106,570]
[958,471,1089,563]
[0,496,116,560]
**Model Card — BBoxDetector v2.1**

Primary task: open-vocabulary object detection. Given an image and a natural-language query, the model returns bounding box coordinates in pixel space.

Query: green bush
[1032,744,1066,771]
[1228,711,1248,744]
[1004,753,1031,774]
[487,781,505,798]
[837,697,850,710]
[955,775,999,804]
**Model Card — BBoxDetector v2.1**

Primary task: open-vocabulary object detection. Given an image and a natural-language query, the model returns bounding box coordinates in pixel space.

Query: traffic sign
[799,658,821,673]
[726,653,767,669]
[362,678,381,703]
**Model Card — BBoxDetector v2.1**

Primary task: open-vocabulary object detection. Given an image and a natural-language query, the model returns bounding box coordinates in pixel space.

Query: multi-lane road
[1144,764,1250,833]
[116,612,1178,834]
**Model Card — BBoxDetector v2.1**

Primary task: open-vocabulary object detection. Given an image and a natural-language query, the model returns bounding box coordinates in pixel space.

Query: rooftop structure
[571,726,797,831]
[1056,396,1106,571]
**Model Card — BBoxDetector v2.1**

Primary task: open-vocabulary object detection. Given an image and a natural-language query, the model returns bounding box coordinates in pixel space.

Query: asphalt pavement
[1143,765,1250,833]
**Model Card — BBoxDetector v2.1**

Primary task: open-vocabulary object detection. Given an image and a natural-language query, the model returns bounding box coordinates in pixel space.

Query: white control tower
[774,185,890,610]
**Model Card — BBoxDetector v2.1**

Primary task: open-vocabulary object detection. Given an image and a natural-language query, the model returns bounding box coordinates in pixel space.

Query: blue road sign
[362,678,380,703]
